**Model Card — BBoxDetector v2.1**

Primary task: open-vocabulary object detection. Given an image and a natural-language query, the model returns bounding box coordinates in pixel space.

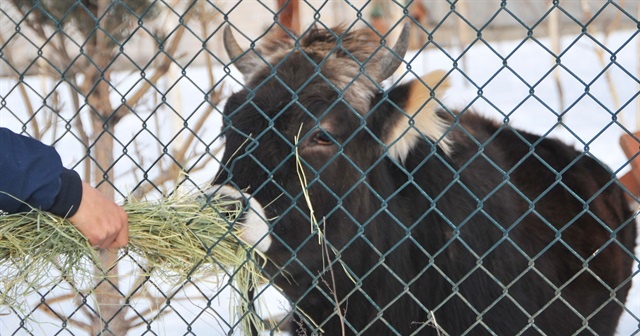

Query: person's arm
[0,127,80,215]
[0,128,128,248]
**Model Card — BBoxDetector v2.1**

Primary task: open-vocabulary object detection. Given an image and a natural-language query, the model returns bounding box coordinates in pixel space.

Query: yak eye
[312,130,334,146]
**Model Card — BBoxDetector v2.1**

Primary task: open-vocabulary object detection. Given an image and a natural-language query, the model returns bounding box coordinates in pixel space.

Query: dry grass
[0,190,265,333]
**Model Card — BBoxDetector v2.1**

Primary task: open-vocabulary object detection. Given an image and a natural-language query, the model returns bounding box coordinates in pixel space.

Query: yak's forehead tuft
[247,26,385,114]
[257,26,381,62]
[299,26,381,61]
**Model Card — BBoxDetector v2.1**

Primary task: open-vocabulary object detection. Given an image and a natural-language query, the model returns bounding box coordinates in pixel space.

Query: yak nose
[202,185,272,253]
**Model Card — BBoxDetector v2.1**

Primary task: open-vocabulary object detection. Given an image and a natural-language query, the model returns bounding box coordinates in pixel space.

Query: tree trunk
[83,56,129,336]
[92,128,127,335]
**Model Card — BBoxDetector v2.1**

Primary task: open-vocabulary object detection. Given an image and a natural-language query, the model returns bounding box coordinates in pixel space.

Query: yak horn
[366,22,410,82]
[223,25,260,77]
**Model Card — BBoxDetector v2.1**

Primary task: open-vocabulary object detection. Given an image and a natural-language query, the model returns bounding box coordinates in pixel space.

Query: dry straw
[0,190,265,333]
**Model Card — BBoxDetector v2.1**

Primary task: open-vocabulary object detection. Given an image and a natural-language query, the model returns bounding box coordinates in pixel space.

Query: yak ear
[384,70,451,162]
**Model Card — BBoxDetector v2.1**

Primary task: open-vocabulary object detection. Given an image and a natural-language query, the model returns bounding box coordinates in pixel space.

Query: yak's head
[209,23,451,275]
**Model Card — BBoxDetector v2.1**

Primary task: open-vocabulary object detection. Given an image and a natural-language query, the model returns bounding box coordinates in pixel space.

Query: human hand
[68,182,129,249]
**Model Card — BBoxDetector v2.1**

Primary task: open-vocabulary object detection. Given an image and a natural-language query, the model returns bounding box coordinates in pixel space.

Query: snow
[1,28,639,335]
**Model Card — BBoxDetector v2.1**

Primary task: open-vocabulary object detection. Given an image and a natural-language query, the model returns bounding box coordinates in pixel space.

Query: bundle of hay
[0,191,264,332]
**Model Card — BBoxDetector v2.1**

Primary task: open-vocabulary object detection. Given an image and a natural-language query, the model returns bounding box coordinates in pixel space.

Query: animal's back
[441,111,637,335]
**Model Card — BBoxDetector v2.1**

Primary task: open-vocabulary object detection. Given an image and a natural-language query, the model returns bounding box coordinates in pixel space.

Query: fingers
[97,206,128,249]
[108,208,129,248]
[68,182,129,249]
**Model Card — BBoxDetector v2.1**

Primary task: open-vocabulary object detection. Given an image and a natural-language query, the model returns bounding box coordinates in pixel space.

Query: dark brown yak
[208,23,637,335]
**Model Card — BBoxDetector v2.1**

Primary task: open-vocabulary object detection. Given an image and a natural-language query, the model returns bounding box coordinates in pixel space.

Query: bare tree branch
[112,8,195,122]
[131,141,225,198]
[0,32,40,138]
[7,1,229,333]
[37,293,92,332]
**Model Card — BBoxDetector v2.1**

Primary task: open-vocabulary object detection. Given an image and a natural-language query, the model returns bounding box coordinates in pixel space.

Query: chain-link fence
[1,0,639,335]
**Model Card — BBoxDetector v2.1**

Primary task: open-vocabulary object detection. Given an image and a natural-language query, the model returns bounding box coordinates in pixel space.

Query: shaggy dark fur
[213,26,637,335]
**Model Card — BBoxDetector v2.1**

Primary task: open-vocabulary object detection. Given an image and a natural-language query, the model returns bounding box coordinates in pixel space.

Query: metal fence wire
[1,0,640,335]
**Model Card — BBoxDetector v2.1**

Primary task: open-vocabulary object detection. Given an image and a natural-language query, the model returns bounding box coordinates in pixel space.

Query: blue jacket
[0,127,83,217]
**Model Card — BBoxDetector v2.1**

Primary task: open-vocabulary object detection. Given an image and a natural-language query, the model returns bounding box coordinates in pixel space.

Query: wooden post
[619,132,640,202]
[276,0,300,35]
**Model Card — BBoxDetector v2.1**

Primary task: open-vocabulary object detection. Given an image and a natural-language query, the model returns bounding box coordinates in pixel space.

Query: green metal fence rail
[1,0,639,335]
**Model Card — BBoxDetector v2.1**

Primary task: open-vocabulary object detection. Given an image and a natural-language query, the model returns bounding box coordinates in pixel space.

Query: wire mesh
[0,0,639,335]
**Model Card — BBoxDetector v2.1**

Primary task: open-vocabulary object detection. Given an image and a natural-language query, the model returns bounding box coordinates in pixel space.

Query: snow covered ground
[1,28,639,335]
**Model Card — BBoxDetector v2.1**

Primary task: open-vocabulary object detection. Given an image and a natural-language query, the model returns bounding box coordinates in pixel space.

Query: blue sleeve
[0,127,83,217]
